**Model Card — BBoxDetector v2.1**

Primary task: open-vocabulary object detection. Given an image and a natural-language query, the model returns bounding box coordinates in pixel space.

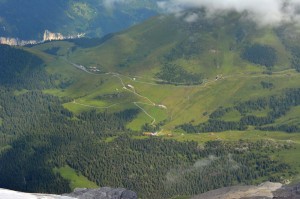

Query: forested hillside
[178,88,300,133]
[0,88,295,198]
[0,8,300,199]
[0,44,52,89]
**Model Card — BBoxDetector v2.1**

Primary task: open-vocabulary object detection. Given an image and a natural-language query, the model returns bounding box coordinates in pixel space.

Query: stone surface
[191,182,300,199]
[272,183,300,199]
[0,187,137,199]
[64,187,137,199]
[0,188,75,199]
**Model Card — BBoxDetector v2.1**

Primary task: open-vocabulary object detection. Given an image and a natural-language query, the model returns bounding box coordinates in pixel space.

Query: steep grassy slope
[68,12,290,77]
[53,166,98,190]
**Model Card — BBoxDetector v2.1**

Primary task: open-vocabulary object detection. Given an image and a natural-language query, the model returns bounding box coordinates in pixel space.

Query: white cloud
[158,0,300,26]
[184,13,199,23]
[103,0,131,9]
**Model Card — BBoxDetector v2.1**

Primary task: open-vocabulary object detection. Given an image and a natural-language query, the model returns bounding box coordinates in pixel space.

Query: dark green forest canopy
[156,63,203,85]
[0,45,52,89]
[0,89,139,193]
[242,44,277,68]
[0,89,297,199]
[178,88,300,133]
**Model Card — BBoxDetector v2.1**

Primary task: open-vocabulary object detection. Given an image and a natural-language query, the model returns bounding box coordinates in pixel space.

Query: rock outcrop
[273,183,300,199]
[64,187,137,199]
[191,182,300,199]
[0,37,37,46]
[0,30,85,46]
[43,30,65,41]
[43,30,85,42]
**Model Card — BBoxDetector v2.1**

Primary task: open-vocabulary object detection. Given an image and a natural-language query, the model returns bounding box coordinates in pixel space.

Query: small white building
[127,84,134,89]
[158,105,167,109]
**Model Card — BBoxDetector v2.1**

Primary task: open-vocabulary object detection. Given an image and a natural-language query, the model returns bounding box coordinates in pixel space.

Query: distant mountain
[0,0,159,40]
[66,10,297,81]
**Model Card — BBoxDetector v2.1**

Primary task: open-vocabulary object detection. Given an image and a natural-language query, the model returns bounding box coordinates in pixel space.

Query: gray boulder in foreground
[64,187,137,199]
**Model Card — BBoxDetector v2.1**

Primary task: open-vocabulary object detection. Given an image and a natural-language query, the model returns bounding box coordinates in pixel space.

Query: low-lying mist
[158,0,300,26]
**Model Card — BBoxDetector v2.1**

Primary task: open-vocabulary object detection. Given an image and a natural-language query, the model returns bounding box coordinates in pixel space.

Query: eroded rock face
[42,30,85,42]
[0,37,18,45]
[64,187,138,199]
[43,30,64,41]
[0,30,85,46]
[0,37,37,46]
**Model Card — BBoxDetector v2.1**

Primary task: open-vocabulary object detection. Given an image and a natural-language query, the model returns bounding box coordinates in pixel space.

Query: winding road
[66,58,298,126]
[67,59,159,125]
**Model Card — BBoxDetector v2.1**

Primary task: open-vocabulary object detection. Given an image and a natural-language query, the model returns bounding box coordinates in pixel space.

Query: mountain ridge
[0,30,85,46]
[0,0,160,40]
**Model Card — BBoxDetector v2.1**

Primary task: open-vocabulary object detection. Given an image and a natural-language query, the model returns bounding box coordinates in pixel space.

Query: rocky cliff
[43,30,85,42]
[0,37,38,46]
[0,30,84,46]
[64,187,137,199]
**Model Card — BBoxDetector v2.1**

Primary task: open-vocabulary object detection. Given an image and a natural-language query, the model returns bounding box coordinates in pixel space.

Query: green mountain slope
[68,11,291,76]
[1,10,300,199]
[30,11,300,132]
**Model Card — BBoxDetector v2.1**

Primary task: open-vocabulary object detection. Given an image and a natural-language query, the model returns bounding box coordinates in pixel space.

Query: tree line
[178,88,300,133]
